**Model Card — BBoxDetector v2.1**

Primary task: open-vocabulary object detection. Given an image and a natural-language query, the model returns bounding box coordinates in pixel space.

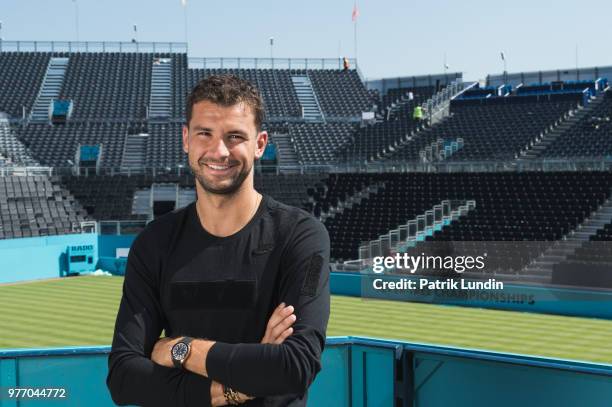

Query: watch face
[172,342,189,361]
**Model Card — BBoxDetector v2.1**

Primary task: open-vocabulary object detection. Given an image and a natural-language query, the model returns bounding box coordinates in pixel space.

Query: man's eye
[229,135,243,140]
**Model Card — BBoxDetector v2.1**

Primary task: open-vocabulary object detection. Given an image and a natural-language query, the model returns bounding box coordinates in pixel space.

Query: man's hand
[210,303,297,405]
[150,336,178,368]
[261,302,296,345]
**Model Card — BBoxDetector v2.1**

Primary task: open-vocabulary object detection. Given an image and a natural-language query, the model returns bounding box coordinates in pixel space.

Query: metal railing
[188,57,357,70]
[422,81,475,125]
[1,158,611,178]
[0,41,187,53]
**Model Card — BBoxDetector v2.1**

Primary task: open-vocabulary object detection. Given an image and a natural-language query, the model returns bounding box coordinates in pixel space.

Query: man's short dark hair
[186,74,265,131]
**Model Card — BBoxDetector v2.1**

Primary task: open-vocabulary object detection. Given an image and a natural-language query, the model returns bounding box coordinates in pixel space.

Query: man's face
[182,100,267,195]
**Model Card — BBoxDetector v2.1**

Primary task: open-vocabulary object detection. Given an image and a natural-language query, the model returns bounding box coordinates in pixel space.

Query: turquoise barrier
[1,338,610,406]
[0,234,98,284]
[97,235,135,258]
[2,235,612,319]
[331,272,612,319]
[0,235,136,283]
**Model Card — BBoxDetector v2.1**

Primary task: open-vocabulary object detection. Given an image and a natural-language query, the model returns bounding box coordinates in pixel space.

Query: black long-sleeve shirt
[106,194,331,406]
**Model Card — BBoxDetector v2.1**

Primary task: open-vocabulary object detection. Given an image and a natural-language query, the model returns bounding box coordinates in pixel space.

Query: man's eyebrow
[192,126,213,132]
[191,126,249,137]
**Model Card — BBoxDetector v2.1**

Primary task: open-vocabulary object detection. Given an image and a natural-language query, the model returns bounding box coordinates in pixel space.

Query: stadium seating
[60,52,155,119]
[288,122,356,164]
[58,173,324,220]
[0,175,88,239]
[0,52,51,118]
[306,70,372,117]
[16,122,130,167]
[541,90,612,158]
[3,47,612,292]
[337,86,437,162]
[187,68,302,118]
[384,95,581,161]
[552,221,612,288]
[322,172,612,264]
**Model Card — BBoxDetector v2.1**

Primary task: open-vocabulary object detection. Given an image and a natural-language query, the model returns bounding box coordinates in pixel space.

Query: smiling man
[106,75,331,406]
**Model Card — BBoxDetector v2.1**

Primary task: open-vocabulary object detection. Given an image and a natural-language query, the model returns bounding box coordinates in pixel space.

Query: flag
[352,3,360,22]
[500,51,505,61]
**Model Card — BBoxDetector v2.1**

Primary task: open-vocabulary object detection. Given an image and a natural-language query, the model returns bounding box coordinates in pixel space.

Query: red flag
[352,4,360,22]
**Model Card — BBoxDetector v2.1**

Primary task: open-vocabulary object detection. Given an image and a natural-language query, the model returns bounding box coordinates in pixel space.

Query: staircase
[132,189,153,218]
[0,117,40,166]
[149,58,172,119]
[291,76,324,122]
[518,92,609,160]
[367,83,474,164]
[120,133,148,174]
[371,116,450,162]
[319,182,386,222]
[523,192,612,277]
[419,137,464,162]
[30,57,70,122]
[385,95,414,121]
[425,81,477,125]
[132,183,188,219]
[344,200,475,268]
[272,133,300,173]
[177,188,196,208]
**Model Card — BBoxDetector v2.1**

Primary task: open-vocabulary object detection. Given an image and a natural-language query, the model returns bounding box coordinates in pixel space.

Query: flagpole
[354,18,357,66]
[182,0,188,45]
[73,0,80,44]
[353,0,358,67]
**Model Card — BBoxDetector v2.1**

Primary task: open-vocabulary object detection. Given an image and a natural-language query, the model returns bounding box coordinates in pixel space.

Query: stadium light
[500,51,507,83]
[444,52,448,75]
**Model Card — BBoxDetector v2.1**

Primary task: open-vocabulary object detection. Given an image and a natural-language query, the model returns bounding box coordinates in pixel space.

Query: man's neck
[195,183,261,238]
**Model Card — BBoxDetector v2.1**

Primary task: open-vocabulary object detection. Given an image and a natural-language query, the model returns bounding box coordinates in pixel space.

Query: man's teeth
[207,164,230,170]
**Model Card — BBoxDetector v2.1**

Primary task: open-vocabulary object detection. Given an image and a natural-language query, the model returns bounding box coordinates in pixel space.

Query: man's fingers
[266,304,294,330]
[273,327,293,344]
[261,303,297,344]
[270,313,296,340]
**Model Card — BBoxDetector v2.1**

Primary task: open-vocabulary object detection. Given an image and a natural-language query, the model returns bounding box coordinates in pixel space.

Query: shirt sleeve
[205,215,331,397]
[106,231,213,407]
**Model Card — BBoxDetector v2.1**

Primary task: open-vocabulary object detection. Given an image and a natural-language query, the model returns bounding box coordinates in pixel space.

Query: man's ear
[182,125,189,154]
[254,130,268,160]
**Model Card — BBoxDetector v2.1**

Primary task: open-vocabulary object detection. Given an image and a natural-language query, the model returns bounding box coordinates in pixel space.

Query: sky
[1,0,611,81]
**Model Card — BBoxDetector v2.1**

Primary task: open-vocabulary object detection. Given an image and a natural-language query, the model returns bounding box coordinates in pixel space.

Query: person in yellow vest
[413,105,423,121]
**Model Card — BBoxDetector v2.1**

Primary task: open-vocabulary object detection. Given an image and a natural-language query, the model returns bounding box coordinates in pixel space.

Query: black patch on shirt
[301,255,323,297]
[252,243,274,255]
[170,280,256,310]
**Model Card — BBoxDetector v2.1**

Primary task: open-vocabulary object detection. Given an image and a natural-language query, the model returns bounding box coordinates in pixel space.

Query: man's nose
[208,137,230,159]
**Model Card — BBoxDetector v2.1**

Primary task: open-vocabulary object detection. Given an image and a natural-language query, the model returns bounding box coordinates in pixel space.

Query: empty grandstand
[1,42,611,292]
[1,30,612,407]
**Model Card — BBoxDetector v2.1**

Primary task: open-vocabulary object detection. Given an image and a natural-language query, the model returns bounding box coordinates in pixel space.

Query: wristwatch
[170,337,194,369]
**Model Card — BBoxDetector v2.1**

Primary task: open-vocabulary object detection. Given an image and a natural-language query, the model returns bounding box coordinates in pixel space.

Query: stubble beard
[191,159,253,196]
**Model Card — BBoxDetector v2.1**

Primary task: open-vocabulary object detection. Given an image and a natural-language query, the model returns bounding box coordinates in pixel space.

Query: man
[106,75,331,406]
[412,105,423,122]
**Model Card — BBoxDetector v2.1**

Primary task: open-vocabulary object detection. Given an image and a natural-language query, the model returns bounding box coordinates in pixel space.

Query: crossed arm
[150,303,297,406]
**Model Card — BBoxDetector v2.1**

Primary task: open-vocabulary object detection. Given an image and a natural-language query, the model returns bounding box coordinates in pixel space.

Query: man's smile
[202,162,238,174]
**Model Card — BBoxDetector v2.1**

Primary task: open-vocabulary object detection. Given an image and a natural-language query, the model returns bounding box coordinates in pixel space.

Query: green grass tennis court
[1,275,612,364]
